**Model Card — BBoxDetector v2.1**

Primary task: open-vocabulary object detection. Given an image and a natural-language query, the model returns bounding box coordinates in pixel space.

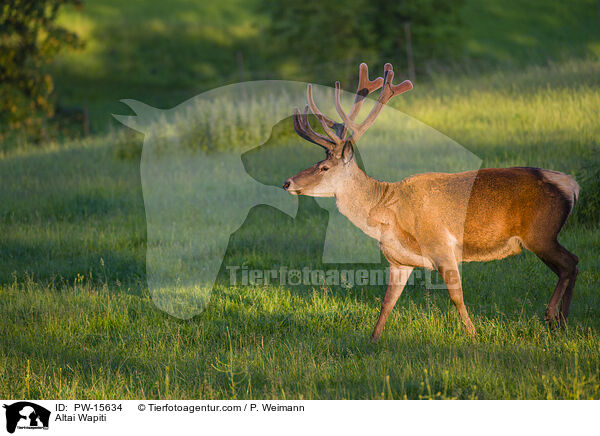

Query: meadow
[1,0,599,399]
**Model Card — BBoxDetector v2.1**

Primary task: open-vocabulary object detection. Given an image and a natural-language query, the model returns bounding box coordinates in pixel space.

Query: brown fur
[285,63,580,339]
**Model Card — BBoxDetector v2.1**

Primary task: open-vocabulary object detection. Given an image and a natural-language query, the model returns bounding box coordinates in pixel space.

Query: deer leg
[545,273,572,327]
[559,266,578,325]
[436,260,475,335]
[529,240,578,327]
[371,265,413,342]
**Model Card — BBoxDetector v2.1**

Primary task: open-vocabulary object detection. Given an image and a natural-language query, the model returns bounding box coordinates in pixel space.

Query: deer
[283,62,579,340]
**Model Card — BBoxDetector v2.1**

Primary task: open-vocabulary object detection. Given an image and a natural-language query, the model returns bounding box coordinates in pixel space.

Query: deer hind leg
[371,265,413,342]
[560,265,578,325]
[528,240,578,327]
[436,258,475,336]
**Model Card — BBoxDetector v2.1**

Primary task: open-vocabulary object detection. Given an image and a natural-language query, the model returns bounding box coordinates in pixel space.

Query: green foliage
[0,0,83,142]
[574,155,600,225]
[259,0,377,74]
[258,0,464,81]
[370,0,464,63]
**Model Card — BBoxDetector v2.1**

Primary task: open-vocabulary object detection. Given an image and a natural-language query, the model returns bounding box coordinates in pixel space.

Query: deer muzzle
[283,178,300,195]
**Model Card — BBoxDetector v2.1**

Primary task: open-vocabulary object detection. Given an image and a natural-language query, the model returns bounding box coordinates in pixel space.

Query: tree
[259,0,464,82]
[0,0,82,141]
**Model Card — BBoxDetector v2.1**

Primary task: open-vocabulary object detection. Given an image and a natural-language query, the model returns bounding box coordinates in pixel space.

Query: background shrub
[0,0,83,142]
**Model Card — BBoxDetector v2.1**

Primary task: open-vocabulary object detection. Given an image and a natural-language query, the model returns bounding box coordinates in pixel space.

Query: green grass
[2,264,600,399]
[2,54,600,398]
[3,0,600,399]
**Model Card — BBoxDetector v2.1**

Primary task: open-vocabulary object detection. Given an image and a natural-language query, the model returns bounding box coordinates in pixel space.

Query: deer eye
[321,166,329,172]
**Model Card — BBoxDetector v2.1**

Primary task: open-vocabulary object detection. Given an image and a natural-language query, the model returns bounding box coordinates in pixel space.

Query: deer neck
[334,162,387,238]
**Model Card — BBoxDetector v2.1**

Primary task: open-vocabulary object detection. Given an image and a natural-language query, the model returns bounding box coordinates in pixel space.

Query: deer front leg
[371,265,414,342]
[436,259,475,336]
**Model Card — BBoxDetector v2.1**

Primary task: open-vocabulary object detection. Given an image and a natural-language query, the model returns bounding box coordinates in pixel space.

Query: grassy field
[1,1,599,399]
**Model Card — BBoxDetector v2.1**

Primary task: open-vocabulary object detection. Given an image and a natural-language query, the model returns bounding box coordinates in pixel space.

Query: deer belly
[462,236,524,262]
[379,240,435,269]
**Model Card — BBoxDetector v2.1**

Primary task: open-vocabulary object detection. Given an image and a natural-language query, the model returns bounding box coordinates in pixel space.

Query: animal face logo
[3,402,50,434]
[114,80,480,319]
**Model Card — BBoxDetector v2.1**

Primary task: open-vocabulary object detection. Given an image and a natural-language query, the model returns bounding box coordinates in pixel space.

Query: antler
[345,63,385,127]
[293,63,412,154]
[335,63,412,144]
[292,105,336,150]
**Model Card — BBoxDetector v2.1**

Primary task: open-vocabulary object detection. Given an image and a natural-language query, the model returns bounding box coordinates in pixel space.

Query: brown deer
[283,63,579,340]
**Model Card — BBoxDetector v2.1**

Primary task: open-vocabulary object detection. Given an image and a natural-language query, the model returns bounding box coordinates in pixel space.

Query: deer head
[283,63,412,196]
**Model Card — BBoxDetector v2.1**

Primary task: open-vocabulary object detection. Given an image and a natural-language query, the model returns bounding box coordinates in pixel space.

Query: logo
[113,79,481,320]
[3,402,50,434]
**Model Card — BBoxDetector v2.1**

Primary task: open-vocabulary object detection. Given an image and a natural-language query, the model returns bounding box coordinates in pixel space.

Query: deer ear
[341,141,354,164]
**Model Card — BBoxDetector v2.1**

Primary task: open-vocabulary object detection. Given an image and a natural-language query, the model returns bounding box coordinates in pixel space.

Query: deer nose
[283,180,291,190]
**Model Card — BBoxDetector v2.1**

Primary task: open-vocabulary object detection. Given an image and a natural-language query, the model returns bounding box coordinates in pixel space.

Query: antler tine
[302,105,338,150]
[378,63,413,106]
[300,105,329,145]
[334,81,358,132]
[306,84,344,146]
[292,106,335,151]
[349,63,413,143]
[348,63,384,119]
[301,85,347,141]
[333,63,384,140]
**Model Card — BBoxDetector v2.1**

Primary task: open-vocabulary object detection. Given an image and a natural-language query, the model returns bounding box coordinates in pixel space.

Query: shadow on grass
[0,239,145,290]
